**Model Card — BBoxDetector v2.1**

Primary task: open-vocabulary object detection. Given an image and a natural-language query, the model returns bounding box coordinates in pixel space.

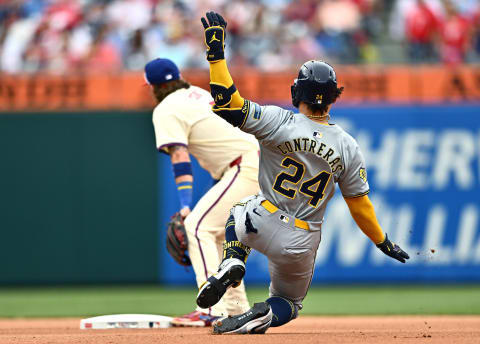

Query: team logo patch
[279,214,289,224]
[253,103,262,120]
[315,94,323,104]
[313,131,322,138]
[359,168,367,183]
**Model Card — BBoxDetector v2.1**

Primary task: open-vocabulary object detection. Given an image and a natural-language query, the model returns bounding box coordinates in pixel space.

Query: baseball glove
[166,212,191,266]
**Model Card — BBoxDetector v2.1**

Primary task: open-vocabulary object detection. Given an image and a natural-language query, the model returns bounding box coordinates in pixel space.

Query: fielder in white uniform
[145,58,259,327]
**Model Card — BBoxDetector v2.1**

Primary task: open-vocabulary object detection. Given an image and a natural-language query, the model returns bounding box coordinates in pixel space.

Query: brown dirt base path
[0,316,479,344]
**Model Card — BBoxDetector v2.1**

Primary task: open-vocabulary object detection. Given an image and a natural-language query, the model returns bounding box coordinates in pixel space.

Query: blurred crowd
[1,0,479,74]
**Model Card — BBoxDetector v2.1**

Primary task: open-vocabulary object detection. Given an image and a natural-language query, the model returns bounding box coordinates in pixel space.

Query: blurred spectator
[314,0,362,63]
[124,29,149,70]
[86,24,122,73]
[389,0,444,42]
[438,0,472,65]
[0,1,41,73]
[405,0,439,63]
[473,3,480,59]
[1,0,479,73]
[357,1,384,64]
[284,0,317,23]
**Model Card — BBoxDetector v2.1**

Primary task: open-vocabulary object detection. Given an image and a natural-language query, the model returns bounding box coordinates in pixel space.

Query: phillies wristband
[177,181,193,209]
[173,162,192,178]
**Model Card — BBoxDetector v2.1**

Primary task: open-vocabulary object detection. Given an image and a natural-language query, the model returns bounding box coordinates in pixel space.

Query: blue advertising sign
[158,104,480,284]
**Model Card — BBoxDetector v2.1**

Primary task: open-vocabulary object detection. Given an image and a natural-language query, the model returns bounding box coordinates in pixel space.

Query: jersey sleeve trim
[342,190,370,199]
[238,100,250,129]
[158,142,188,155]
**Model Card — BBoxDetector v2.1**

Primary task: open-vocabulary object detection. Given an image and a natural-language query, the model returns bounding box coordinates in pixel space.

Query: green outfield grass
[0,285,479,317]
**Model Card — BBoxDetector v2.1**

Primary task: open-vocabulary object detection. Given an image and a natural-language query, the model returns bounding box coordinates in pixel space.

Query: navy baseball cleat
[213,302,272,334]
[196,258,245,309]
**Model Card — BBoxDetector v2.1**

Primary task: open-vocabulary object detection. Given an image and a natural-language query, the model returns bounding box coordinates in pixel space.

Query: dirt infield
[0,316,479,344]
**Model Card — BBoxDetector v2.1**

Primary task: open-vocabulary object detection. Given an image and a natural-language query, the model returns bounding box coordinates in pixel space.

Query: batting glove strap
[376,233,410,263]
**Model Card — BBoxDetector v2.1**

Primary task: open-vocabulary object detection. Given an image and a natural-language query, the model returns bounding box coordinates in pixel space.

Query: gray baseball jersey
[240,101,369,227]
[229,101,370,309]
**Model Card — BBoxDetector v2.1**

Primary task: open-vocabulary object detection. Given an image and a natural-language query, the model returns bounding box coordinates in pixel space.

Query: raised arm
[201,12,249,127]
[345,195,410,263]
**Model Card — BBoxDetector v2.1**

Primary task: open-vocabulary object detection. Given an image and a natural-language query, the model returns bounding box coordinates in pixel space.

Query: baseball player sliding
[145,58,259,326]
[195,12,410,334]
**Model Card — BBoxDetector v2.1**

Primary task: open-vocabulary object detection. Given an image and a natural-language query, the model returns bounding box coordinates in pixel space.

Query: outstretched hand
[376,233,410,263]
[201,11,227,62]
[201,11,227,31]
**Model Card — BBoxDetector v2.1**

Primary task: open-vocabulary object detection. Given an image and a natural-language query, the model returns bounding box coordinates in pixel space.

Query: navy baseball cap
[144,58,180,85]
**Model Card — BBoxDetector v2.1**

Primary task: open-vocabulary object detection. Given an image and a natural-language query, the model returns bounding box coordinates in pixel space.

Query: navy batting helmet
[291,60,339,108]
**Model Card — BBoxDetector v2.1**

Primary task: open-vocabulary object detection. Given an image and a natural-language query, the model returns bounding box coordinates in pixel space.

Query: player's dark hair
[305,86,344,114]
[152,79,191,103]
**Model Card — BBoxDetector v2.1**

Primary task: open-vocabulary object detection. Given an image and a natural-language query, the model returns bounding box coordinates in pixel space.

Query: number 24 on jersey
[273,157,332,208]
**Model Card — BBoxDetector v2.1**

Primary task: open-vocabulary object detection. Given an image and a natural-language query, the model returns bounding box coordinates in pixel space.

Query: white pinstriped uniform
[153,86,259,317]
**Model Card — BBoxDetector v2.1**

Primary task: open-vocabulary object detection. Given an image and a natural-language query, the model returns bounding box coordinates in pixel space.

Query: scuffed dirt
[0,316,479,344]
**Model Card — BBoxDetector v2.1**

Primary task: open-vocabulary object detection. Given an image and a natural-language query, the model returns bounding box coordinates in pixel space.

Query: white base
[80,314,173,329]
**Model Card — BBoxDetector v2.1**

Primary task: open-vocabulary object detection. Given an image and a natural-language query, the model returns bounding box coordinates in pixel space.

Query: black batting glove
[376,233,410,263]
[201,11,227,62]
